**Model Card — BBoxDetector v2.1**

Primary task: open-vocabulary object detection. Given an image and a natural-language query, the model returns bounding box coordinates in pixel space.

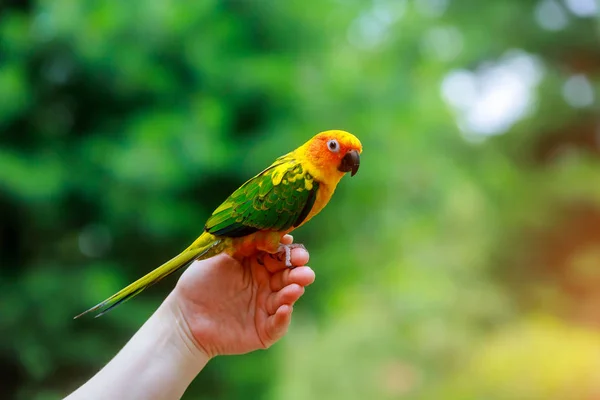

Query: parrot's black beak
[338,149,360,177]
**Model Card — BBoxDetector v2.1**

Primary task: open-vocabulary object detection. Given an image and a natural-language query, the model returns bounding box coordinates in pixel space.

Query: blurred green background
[1,0,600,399]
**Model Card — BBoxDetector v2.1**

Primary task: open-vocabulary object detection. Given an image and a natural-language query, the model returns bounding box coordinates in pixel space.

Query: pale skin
[66,234,314,400]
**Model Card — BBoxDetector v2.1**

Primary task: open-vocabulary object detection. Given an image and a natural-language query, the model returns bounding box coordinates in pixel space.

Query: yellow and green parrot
[75,130,362,318]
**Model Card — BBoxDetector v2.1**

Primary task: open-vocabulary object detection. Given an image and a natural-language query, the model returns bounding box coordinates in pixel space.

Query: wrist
[161,292,213,366]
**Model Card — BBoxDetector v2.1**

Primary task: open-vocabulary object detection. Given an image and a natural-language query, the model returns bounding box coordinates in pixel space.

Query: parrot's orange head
[300,130,362,183]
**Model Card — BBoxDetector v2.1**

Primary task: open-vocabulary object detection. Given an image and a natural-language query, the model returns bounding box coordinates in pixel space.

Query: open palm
[172,235,314,358]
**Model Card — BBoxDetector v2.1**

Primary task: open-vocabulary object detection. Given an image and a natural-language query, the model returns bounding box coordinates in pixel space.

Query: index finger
[281,235,293,245]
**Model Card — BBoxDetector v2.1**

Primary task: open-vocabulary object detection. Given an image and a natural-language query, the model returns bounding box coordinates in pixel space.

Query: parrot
[75,130,362,318]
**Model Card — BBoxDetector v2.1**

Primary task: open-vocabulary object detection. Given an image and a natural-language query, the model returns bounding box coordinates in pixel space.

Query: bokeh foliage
[1,0,600,399]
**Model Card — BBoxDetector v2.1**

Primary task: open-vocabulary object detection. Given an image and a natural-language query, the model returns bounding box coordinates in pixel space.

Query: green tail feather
[75,235,223,319]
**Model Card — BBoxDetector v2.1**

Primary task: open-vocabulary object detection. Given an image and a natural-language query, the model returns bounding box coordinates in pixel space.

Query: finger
[266,283,304,315]
[265,304,293,343]
[270,266,316,292]
[291,246,309,266]
[262,247,309,273]
[281,235,293,245]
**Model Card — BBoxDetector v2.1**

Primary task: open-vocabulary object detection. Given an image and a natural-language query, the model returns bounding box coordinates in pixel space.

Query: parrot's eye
[327,139,340,153]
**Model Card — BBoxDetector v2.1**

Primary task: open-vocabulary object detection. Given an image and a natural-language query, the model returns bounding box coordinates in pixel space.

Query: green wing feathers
[206,156,319,237]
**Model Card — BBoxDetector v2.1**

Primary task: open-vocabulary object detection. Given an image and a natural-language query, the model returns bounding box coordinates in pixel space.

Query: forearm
[66,294,209,400]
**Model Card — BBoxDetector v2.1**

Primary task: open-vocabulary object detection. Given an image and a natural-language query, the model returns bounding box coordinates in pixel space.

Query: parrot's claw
[272,243,305,268]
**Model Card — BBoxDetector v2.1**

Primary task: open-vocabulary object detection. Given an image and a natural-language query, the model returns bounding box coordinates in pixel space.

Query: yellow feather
[74,232,227,318]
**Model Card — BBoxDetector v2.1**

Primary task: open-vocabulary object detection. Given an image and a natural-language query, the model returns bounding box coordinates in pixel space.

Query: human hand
[66,235,313,400]
[166,235,315,359]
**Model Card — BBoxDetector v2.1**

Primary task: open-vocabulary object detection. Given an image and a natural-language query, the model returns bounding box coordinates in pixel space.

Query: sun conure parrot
[75,130,362,318]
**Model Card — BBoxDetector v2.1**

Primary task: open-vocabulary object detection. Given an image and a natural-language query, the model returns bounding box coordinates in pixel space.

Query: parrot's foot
[272,243,306,268]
